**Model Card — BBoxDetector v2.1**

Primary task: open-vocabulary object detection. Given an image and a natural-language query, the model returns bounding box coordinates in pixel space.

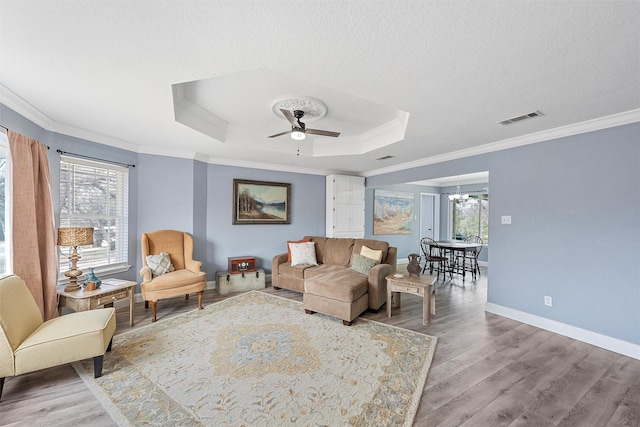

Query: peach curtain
[8,130,58,321]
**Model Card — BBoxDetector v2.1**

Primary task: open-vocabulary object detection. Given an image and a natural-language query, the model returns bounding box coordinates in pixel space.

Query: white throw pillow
[289,242,318,266]
[146,252,175,277]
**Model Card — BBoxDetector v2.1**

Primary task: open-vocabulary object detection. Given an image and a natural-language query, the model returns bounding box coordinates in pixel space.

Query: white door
[420,193,439,240]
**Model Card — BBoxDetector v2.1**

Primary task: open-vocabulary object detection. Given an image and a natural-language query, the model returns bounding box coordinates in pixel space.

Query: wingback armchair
[0,275,116,400]
[140,230,206,322]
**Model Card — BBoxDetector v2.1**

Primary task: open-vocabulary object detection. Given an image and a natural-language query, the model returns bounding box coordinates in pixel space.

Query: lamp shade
[57,227,94,247]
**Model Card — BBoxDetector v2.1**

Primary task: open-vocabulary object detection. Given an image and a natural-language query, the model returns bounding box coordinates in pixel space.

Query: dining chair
[420,237,451,281]
[454,235,483,280]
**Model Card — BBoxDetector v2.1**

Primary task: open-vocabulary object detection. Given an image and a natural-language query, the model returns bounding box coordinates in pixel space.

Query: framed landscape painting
[233,179,291,224]
[373,189,414,235]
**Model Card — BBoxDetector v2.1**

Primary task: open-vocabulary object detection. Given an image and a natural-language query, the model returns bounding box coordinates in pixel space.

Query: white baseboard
[485,302,640,360]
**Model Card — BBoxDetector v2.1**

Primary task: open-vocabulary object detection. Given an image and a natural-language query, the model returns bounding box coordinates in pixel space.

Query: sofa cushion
[303,263,345,279]
[305,269,368,303]
[322,238,354,266]
[278,263,311,280]
[306,236,328,264]
[351,253,378,275]
[146,252,175,277]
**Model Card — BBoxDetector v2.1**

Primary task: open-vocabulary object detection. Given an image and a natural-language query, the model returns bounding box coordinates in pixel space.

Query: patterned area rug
[74,291,437,426]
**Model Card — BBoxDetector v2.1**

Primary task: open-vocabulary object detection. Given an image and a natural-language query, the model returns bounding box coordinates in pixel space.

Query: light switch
[501,215,512,224]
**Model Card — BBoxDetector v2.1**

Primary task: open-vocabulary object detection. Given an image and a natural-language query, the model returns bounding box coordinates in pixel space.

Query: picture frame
[233,179,291,224]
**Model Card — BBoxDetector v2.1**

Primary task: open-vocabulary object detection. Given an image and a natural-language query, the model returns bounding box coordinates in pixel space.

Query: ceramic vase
[407,253,422,276]
[84,267,101,289]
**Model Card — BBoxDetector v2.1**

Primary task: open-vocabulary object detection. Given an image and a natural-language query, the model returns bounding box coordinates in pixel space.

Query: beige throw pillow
[360,245,383,264]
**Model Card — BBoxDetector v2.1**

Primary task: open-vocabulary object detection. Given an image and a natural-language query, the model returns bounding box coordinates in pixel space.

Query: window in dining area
[450,193,489,243]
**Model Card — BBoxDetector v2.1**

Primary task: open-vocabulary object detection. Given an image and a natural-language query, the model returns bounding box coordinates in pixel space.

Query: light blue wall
[1,104,139,283]
[135,154,204,280]
[364,183,440,261]
[1,105,325,286]
[364,182,490,263]
[3,103,638,346]
[366,122,640,345]
[205,165,325,278]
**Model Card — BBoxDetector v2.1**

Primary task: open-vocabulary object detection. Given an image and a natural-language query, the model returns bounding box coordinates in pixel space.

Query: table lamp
[57,227,94,292]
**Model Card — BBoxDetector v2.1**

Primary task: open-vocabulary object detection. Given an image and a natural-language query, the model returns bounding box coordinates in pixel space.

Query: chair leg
[93,355,104,378]
[144,301,149,309]
[150,300,158,322]
[107,337,113,352]
[0,377,4,401]
[185,294,189,301]
[197,290,204,310]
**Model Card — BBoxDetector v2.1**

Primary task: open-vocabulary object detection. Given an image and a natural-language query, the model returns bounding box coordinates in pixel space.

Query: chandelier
[448,185,469,201]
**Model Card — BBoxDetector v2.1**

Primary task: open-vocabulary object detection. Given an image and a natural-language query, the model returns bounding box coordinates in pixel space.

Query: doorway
[420,193,440,241]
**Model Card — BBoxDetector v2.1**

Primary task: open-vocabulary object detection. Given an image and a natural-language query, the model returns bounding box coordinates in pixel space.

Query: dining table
[432,240,483,281]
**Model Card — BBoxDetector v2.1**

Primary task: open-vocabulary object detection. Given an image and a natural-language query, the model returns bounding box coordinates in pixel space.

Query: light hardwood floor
[1,268,638,426]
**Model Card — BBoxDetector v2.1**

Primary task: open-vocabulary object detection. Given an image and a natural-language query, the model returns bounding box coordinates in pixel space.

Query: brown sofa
[271,236,397,325]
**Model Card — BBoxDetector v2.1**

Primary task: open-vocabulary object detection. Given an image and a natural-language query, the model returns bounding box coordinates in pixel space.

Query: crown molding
[206,156,330,176]
[2,83,638,178]
[50,122,139,152]
[364,109,640,177]
[0,83,55,129]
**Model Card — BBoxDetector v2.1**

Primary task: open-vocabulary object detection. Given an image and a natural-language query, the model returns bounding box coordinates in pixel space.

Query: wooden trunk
[216,268,265,295]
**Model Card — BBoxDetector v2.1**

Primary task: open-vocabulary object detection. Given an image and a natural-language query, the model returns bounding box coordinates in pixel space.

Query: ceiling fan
[268,109,340,140]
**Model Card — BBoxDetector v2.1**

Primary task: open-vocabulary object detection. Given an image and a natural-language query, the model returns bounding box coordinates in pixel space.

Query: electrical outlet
[544,296,552,307]
[501,215,512,224]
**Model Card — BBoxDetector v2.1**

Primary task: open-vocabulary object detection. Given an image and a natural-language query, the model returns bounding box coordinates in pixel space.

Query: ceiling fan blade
[306,129,341,138]
[268,129,293,138]
[280,109,299,128]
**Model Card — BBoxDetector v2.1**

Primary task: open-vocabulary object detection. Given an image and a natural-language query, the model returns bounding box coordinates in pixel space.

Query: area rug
[73,291,437,426]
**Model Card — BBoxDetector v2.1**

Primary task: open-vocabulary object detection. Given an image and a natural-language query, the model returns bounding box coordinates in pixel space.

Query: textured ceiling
[0,1,638,176]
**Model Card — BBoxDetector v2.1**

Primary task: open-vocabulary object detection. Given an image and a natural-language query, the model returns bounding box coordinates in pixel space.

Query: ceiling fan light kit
[291,130,306,140]
[268,97,340,142]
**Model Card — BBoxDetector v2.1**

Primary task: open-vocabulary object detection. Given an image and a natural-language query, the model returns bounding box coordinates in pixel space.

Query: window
[0,131,9,275]
[450,193,489,243]
[59,156,129,275]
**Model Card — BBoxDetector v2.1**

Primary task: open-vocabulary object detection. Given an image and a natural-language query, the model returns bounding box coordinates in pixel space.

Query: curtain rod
[1,125,50,149]
[56,149,135,168]
[443,189,488,195]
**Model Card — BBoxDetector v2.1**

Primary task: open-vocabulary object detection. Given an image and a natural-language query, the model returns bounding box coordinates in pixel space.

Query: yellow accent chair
[0,275,116,400]
[140,230,206,322]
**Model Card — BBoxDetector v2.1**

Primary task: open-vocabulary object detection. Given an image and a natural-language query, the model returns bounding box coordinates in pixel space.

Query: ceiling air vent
[498,111,544,126]
[376,155,395,161]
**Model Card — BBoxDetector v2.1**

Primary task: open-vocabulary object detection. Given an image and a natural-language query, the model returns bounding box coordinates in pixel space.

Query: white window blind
[59,155,129,275]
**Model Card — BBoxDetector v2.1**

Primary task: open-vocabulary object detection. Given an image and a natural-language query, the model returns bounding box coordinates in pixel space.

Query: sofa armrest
[367,263,393,310]
[272,253,288,271]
